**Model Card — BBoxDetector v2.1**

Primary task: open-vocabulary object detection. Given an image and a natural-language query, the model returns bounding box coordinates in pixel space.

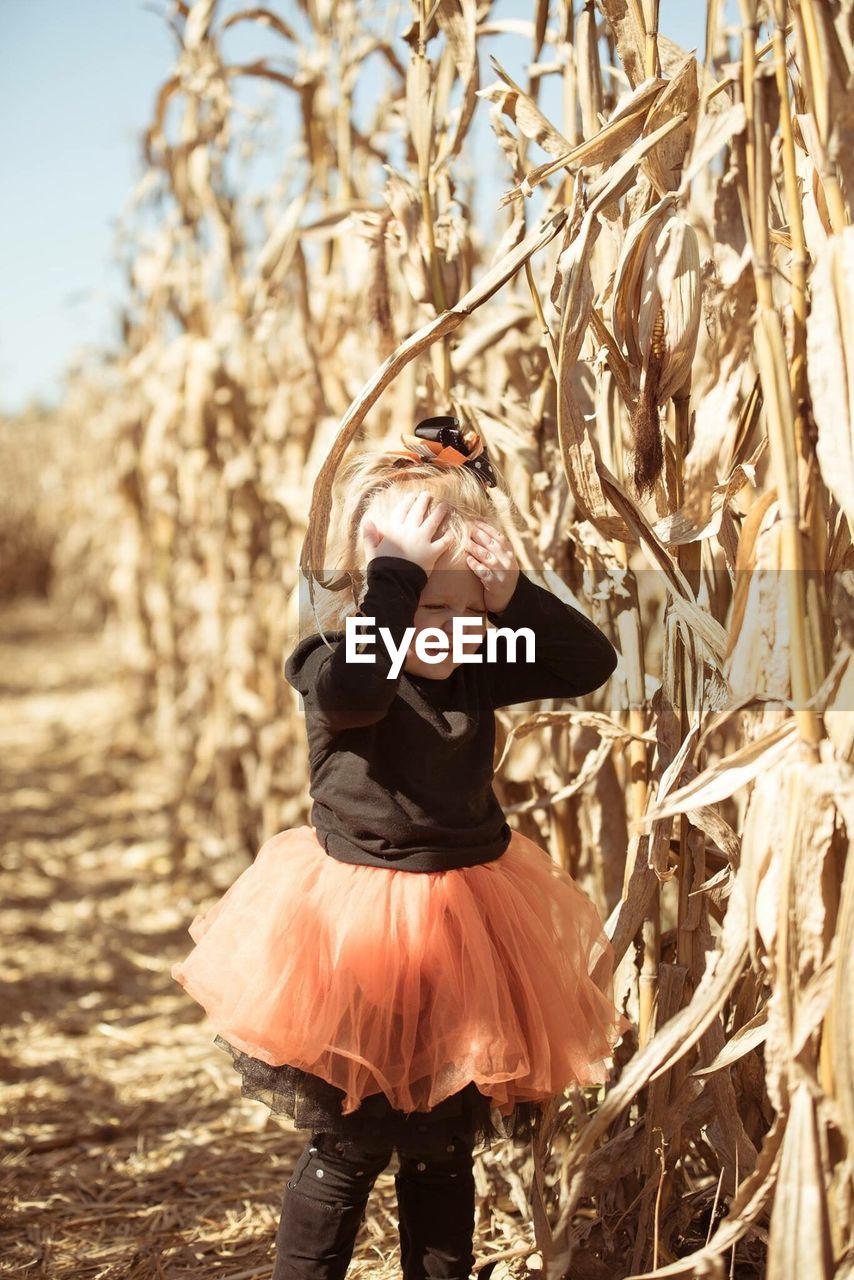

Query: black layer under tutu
[213,1034,543,1151]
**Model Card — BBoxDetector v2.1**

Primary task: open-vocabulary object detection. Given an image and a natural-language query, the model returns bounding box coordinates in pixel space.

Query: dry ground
[0,598,536,1279]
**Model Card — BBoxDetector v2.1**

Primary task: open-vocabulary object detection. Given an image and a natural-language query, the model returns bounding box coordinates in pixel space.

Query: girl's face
[403,545,487,679]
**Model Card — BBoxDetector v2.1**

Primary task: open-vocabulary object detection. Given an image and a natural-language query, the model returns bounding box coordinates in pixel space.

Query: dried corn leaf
[641,53,699,195]
[635,719,799,830]
[433,0,479,167]
[478,54,573,158]
[690,1008,769,1078]
[498,77,666,204]
[805,225,854,521]
[766,1082,833,1279]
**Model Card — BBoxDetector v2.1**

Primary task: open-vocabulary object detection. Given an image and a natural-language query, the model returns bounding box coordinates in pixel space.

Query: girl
[171,418,630,1280]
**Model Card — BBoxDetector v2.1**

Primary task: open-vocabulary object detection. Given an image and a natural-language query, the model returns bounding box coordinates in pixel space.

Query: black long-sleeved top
[284,555,618,873]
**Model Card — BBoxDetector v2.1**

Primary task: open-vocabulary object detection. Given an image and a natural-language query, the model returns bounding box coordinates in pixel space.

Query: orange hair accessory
[385,416,496,488]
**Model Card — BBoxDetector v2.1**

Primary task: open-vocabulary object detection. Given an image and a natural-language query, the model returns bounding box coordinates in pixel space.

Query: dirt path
[0,599,527,1279]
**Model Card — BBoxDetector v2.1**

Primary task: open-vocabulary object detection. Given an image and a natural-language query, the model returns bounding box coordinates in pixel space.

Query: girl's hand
[362,489,454,575]
[465,521,519,613]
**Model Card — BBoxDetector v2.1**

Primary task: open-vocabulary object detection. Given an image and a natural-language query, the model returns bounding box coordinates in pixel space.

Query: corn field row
[3,0,853,1275]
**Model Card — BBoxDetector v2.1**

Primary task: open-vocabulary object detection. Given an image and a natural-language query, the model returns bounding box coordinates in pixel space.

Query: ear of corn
[611,194,702,495]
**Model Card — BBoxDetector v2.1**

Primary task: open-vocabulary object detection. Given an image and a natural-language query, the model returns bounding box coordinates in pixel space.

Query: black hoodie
[284,555,618,873]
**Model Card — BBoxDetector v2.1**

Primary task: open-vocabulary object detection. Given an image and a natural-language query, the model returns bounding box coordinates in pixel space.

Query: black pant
[271,1110,478,1280]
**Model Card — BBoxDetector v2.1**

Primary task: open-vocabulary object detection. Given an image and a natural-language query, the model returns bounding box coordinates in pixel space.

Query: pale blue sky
[1,1,721,415]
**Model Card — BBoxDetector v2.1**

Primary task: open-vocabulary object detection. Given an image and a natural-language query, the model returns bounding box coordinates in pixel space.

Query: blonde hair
[298,447,516,639]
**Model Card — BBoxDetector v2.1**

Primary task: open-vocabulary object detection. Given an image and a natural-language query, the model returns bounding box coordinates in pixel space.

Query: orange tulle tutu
[171,824,630,1119]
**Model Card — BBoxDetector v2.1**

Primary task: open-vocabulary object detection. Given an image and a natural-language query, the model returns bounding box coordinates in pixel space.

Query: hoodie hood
[284,630,343,695]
